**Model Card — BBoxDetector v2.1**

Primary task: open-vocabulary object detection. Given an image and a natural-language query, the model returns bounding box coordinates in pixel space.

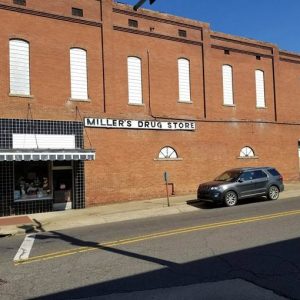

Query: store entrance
[53,161,73,210]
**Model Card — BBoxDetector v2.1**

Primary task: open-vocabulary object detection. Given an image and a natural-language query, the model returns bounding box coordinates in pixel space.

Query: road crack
[0,279,8,285]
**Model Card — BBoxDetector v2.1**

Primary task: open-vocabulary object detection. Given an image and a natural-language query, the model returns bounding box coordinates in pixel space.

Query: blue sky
[119,0,300,53]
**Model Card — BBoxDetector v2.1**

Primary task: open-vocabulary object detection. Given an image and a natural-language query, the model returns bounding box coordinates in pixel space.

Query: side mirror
[238,178,244,183]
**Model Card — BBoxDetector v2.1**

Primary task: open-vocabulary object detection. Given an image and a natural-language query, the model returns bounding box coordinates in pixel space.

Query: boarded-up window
[222,65,234,105]
[255,70,265,107]
[9,39,30,95]
[70,48,88,100]
[178,58,191,102]
[128,57,142,104]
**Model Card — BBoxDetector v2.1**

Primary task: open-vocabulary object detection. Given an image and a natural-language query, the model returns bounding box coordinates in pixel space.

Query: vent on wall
[13,0,26,5]
[128,19,138,28]
[178,29,187,37]
[72,7,83,17]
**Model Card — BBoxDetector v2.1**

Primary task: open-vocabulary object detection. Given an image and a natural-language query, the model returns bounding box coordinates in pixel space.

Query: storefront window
[14,161,52,201]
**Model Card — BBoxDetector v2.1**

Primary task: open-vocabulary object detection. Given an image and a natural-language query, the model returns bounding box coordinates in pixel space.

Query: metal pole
[133,0,147,11]
[165,181,170,207]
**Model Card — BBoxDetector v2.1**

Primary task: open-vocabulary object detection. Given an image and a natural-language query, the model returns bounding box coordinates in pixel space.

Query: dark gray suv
[197,167,284,207]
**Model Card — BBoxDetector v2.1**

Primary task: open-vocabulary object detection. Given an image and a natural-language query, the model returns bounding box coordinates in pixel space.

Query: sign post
[163,171,170,207]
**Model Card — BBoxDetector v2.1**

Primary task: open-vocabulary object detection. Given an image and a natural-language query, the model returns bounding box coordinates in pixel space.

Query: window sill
[154,158,183,161]
[223,104,235,107]
[178,100,193,104]
[237,156,259,159]
[256,106,267,109]
[69,98,91,102]
[128,103,145,106]
[9,93,34,99]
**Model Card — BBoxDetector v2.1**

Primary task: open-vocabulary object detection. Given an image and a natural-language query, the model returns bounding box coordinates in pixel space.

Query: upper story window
[70,48,88,100]
[178,29,187,38]
[222,64,234,105]
[9,39,30,96]
[239,146,255,158]
[127,56,143,105]
[72,7,83,17]
[158,147,178,159]
[13,0,26,6]
[128,19,138,28]
[255,70,266,108]
[178,58,191,102]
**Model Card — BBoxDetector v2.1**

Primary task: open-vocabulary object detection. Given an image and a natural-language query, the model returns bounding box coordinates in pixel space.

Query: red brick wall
[0,3,103,120]
[0,0,101,20]
[85,122,300,205]
[206,47,275,121]
[0,0,299,206]
[277,57,300,122]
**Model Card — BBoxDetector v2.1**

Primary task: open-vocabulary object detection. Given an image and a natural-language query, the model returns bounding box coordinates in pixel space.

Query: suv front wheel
[267,185,279,200]
[224,191,238,207]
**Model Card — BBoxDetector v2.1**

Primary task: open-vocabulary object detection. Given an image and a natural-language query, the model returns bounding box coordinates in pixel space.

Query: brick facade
[0,0,300,211]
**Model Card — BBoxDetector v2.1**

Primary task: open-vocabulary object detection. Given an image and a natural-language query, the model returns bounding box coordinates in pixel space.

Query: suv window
[253,170,268,179]
[215,170,241,182]
[240,171,254,181]
[267,168,280,176]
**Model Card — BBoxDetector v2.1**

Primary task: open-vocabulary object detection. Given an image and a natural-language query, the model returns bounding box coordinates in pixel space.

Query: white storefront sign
[84,118,196,131]
[13,134,75,149]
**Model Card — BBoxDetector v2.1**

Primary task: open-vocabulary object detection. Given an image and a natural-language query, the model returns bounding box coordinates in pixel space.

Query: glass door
[52,161,73,210]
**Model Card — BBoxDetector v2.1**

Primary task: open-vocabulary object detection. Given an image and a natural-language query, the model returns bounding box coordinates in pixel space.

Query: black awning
[0,149,95,161]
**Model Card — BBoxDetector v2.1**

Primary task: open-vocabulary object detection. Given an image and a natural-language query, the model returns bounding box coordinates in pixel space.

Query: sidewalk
[1,183,300,236]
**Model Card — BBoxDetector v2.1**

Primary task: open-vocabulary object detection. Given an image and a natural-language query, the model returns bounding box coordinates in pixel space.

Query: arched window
[9,39,30,95]
[127,56,142,104]
[255,70,265,107]
[222,64,234,105]
[240,146,255,158]
[158,146,178,159]
[178,58,191,102]
[70,48,88,100]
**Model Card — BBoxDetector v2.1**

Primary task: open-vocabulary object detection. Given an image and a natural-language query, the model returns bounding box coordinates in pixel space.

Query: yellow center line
[14,209,300,266]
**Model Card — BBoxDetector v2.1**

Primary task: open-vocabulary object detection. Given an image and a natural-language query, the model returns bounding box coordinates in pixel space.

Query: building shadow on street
[30,230,300,299]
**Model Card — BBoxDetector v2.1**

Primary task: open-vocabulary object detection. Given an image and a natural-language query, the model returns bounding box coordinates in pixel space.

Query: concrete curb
[0,203,199,235]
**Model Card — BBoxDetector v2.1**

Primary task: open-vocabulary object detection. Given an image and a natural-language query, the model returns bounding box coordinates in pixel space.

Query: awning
[0,149,95,161]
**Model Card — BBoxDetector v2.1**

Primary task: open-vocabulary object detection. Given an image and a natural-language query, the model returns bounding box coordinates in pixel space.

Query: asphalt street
[1,196,300,299]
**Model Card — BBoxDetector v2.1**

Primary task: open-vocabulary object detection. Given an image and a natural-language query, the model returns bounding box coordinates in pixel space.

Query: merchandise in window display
[15,175,51,200]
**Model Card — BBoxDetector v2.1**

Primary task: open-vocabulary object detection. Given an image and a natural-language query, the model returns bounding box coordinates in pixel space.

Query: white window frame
[255,69,266,108]
[9,39,31,96]
[70,48,88,101]
[158,146,179,160]
[127,56,143,105]
[178,58,191,102]
[222,64,234,105]
[239,146,255,158]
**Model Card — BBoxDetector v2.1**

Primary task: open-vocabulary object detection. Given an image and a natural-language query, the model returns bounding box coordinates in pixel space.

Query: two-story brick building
[1,0,300,216]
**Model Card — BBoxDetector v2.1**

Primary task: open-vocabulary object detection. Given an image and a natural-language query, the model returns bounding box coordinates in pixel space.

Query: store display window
[14,161,52,201]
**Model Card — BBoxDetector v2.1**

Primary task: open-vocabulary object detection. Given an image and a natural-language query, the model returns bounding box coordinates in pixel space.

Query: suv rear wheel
[267,185,279,200]
[224,191,238,207]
